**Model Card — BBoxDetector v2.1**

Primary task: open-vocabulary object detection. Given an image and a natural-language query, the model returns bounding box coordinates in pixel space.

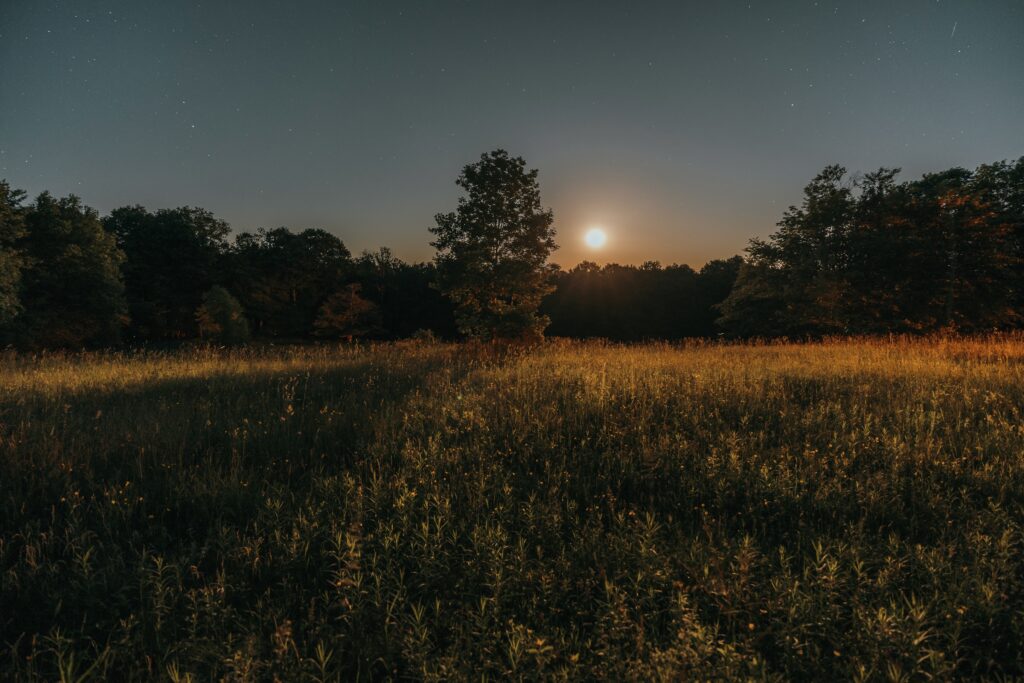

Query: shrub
[195,286,250,344]
[313,283,381,339]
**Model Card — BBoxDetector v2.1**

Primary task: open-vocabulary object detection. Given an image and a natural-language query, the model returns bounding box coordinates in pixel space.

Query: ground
[2,337,1024,680]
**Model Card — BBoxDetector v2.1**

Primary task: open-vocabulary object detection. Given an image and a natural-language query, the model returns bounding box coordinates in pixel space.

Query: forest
[0,156,1022,349]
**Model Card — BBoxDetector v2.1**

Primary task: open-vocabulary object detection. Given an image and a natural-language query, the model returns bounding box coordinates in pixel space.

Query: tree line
[720,160,1024,335]
[0,187,459,348]
[0,151,1021,348]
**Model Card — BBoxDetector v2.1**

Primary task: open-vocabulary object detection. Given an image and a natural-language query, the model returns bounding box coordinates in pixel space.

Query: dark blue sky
[1,1,1021,266]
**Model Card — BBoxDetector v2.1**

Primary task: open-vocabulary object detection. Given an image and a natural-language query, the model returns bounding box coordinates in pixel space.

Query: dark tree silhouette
[972,158,1024,316]
[104,206,231,340]
[905,170,1016,329]
[0,181,26,327]
[695,256,744,335]
[719,159,1023,336]
[3,156,1023,349]
[715,262,788,337]
[16,193,127,348]
[228,227,351,338]
[431,150,558,340]
[196,286,250,344]
[313,283,381,339]
[353,248,457,339]
[543,259,741,340]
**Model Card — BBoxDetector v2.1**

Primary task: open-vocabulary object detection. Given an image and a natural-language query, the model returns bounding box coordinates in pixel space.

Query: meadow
[2,337,1024,680]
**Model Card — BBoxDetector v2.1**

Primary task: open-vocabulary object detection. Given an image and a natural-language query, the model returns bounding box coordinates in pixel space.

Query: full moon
[585,228,607,249]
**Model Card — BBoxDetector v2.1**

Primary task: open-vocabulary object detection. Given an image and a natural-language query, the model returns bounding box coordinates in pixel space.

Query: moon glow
[585,228,607,249]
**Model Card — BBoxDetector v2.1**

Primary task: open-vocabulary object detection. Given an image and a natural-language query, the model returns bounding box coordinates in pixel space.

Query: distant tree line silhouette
[543,258,743,340]
[0,154,1020,348]
[720,160,1024,335]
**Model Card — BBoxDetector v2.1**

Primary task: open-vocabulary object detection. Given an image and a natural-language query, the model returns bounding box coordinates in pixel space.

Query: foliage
[0,180,27,326]
[720,159,1024,335]
[104,205,231,340]
[13,192,127,348]
[195,286,250,344]
[3,338,1024,678]
[431,150,558,340]
[228,227,351,338]
[353,248,457,339]
[972,158,1024,313]
[544,257,743,339]
[4,155,1024,350]
[313,283,381,339]
[411,328,438,343]
[715,261,788,337]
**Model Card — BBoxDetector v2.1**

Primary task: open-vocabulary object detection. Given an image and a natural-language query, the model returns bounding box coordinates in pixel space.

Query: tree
[718,166,859,336]
[228,227,351,337]
[926,178,1015,329]
[844,168,910,331]
[0,180,26,327]
[541,259,740,341]
[16,193,127,348]
[719,162,1022,337]
[104,206,231,340]
[695,256,743,335]
[972,157,1024,317]
[716,261,788,337]
[760,165,855,334]
[430,150,558,340]
[352,248,457,339]
[195,286,250,344]
[313,283,381,339]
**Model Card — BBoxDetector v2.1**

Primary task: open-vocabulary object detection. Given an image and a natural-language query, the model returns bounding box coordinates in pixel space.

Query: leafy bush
[195,286,250,344]
[313,283,381,339]
[411,328,437,343]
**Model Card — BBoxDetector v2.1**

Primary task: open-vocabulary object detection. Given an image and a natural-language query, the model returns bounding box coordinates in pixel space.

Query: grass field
[2,337,1024,680]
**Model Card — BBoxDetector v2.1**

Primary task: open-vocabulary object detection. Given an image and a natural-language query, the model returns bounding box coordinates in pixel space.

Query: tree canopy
[719,159,1024,336]
[196,285,250,345]
[0,181,26,326]
[313,283,381,340]
[227,227,351,338]
[14,193,127,348]
[1,154,1022,349]
[430,150,558,340]
[104,205,231,340]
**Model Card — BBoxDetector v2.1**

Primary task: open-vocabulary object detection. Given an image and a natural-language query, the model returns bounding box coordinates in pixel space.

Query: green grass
[2,337,1024,680]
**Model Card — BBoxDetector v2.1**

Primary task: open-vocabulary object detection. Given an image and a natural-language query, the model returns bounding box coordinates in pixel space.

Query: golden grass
[2,336,1024,679]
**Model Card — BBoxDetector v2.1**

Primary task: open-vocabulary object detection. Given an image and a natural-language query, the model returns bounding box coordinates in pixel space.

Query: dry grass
[2,336,1024,680]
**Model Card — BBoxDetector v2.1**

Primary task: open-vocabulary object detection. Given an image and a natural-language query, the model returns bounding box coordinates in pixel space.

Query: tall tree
[715,261,788,337]
[763,165,855,333]
[104,206,231,340]
[0,181,26,327]
[720,167,856,336]
[720,161,1022,336]
[228,227,351,337]
[966,158,1024,323]
[17,193,127,348]
[844,168,910,331]
[430,150,558,340]
[353,248,457,338]
[695,256,743,335]
[922,172,1016,329]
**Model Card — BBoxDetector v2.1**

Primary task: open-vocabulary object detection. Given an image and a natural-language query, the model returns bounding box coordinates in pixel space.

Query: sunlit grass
[2,336,1024,679]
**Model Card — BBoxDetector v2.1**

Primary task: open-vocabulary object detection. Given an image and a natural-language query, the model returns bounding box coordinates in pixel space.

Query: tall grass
[2,337,1024,680]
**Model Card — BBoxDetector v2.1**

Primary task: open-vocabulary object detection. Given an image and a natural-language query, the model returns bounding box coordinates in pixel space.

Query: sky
[1,1,1022,268]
